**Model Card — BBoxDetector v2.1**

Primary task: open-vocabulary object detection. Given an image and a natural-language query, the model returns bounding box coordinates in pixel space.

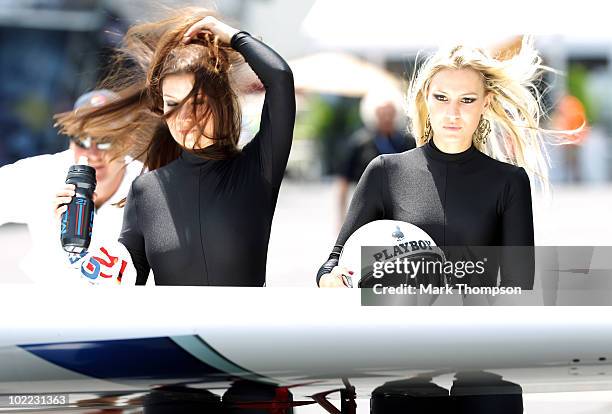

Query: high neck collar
[178,148,214,166]
[424,139,479,163]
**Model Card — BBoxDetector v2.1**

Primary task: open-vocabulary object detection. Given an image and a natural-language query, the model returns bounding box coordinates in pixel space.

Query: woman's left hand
[183,16,239,45]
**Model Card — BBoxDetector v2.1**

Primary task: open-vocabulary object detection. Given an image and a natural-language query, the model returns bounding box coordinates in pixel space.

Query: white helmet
[339,220,446,288]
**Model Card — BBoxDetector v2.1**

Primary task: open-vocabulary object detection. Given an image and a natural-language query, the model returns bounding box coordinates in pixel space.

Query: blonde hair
[407,36,558,192]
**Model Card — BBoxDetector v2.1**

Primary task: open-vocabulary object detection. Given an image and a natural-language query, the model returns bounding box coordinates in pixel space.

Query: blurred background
[0,0,611,286]
[0,2,612,412]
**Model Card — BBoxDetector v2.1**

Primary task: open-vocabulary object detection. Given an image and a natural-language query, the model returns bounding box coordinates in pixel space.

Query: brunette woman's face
[426,68,490,149]
[162,72,214,149]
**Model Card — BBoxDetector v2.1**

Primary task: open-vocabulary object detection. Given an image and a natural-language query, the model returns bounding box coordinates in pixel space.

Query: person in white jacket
[0,90,141,285]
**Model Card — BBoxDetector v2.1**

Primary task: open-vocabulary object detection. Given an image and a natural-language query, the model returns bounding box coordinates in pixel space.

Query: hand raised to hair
[183,16,239,45]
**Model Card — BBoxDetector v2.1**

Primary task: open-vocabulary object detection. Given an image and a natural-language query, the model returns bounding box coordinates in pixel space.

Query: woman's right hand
[319,266,353,288]
[183,16,239,46]
[54,184,75,222]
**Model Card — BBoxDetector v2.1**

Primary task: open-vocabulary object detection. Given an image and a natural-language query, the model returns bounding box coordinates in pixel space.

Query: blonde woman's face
[162,72,214,149]
[426,68,489,148]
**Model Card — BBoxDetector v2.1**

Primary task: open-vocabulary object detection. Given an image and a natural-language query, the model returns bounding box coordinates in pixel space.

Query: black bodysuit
[119,32,295,286]
[318,139,535,288]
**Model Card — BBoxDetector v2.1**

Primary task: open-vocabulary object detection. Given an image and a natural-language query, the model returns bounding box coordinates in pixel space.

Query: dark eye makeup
[433,94,477,104]
[433,94,447,101]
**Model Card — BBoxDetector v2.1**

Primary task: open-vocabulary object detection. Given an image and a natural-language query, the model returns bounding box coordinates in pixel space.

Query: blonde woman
[318,38,553,289]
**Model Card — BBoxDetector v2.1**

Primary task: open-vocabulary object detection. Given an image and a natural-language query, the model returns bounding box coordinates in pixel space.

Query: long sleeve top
[119,32,295,286]
[318,139,535,289]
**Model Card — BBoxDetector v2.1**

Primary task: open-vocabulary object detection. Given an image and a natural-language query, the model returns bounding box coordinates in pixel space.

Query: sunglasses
[71,136,112,151]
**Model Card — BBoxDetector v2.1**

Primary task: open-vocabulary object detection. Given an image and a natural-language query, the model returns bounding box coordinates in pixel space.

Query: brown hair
[54,7,243,171]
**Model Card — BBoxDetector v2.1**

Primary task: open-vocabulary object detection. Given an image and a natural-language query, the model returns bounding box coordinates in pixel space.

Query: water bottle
[60,160,96,253]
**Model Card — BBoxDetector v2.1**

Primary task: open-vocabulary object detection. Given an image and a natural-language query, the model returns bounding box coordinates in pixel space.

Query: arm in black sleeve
[316,156,387,285]
[231,32,295,189]
[316,245,343,286]
[500,167,535,289]
[126,248,150,285]
[118,180,150,285]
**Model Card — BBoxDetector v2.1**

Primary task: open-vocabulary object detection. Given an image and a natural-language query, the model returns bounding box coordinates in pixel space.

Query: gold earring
[423,116,433,142]
[474,116,491,145]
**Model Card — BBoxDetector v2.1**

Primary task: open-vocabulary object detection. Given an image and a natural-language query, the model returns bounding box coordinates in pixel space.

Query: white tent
[289,52,401,97]
[301,0,612,53]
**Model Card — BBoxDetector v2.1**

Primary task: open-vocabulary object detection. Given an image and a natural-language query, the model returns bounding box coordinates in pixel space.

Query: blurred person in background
[55,8,295,286]
[318,37,566,290]
[0,90,141,284]
[337,90,416,226]
[551,94,588,183]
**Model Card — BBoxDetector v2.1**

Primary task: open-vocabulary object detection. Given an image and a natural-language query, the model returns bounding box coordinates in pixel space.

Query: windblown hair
[55,7,243,171]
[407,36,566,191]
